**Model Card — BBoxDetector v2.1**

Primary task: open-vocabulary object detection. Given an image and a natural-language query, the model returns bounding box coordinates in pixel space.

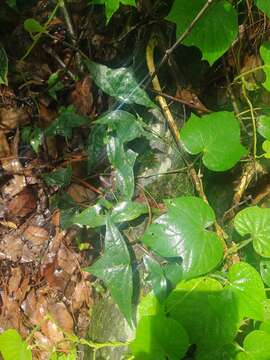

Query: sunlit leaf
[130,314,189,360]
[85,60,156,108]
[234,206,270,257]
[258,115,270,140]
[236,330,270,360]
[0,45,8,85]
[181,111,246,171]
[166,0,237,65]
[260,42,270,91]
[141,196,223,278]
[256,0,270,18]
[260,260,270,287]
[0,329,32,360]
[72,200,148,227]
[166,277,239,355]
[225,262,266,321]
[88,0,136,23]
[85,217,133,325]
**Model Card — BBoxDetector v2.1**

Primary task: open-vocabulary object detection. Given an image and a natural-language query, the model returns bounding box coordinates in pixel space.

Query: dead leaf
[0,107,30,130]
[69,76,94,117]
[7,188,36,217]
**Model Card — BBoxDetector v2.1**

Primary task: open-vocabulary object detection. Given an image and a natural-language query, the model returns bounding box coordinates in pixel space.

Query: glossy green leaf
[42,164,72,188]
[144,255,168,302]
[260,260,270,287]
[163,261,183,290]
[87,124,106,172]
[260,321,270,334]
[166,0,237,65]
[236,330,270,360]
[137,293,162,321]
[0,329,32,360]
[262,140,270,158]
[141,196,223,279]
[166,277,239,354]
[107,136,137,199]
[234,206,270,257]
[48,71,64,100]
[96,110,144,143]
[73,200,148,227]
[181,112,246,171]
[46,105,89,138]
[256,0,270,18]
[0,45,8,85]
[85,217,133,325]
[24,18,44,34]
[225,262,266,321]
[258,115,270,140]
[85,60,156,108]
[30,127,42,154]
[130,315,189,360]
[260,42,270,91]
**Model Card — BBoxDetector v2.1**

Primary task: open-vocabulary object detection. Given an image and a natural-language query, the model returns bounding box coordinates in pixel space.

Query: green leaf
[166,277,239,354]
[181,111,246,171]
[141,196,223,279]
[30,127,42,154]
[85,60,156,108]
[166,0,237,65]
[225,262,266,321]
[260,42,270,91]
[130,315,189,360]
[163,261,183,290]
[42,164,72,188]
[46,105,89,138]
[234,206,270,257]
[87,124,106,172]
[260,260,270,287]
[0,45,8,85]
[24,18,44,34]
[88,0,136,23]
[262,140,270,158]
[236,330,270,360]
[5,0,18,10]
[258,115,270,140]
[85,217,133,325]
[48,71,64,100]
[96,110,145,143]
[137,293,162,321]
[0,329,32,360]
[72,200,148,227]
[256,0,270,18]
[107,136,137,199]
[144,255,168,302]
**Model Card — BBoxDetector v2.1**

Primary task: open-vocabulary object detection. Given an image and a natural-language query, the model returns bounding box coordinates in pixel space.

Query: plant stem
[226,238,252,256]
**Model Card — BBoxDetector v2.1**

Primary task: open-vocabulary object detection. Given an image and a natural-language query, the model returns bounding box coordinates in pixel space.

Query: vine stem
[225,238,252,257]
[145,35,228,250]
[241,84,257,160]
[146,0,215,86]
[20,0,62,61]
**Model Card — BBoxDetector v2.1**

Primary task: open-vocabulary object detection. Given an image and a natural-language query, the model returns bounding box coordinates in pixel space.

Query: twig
[59,0,83,71]
[145,35,228,249]
[146,0,215,86]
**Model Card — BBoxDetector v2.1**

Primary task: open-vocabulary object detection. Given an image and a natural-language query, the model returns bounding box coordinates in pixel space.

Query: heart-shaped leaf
[225,262,266,321]
[141,196,223,278]
[260,42,270,91]
[166,277,239,354]
[234,206,270,257]
[0,329,32,360]
[130,315,189,360]
[256,0,270,18]
[262,140,270,158]
[85,60,156,108]
[42,164,72,188]
[166,0,237,65]
[236,330,270,360]
[85,217,133,325]
[0,45,8,85]
[181,111,246,171]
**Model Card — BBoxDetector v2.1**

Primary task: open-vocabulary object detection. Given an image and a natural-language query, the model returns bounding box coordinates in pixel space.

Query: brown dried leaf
[0,130,10,158]
[0,107,30,130]
[23,226,48,246]
[2,175,26,198]
[48,302,74,333]
[7,188,36,217]
[57,245,78,275]
[69,76,94,117]
[67,183,97,204]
